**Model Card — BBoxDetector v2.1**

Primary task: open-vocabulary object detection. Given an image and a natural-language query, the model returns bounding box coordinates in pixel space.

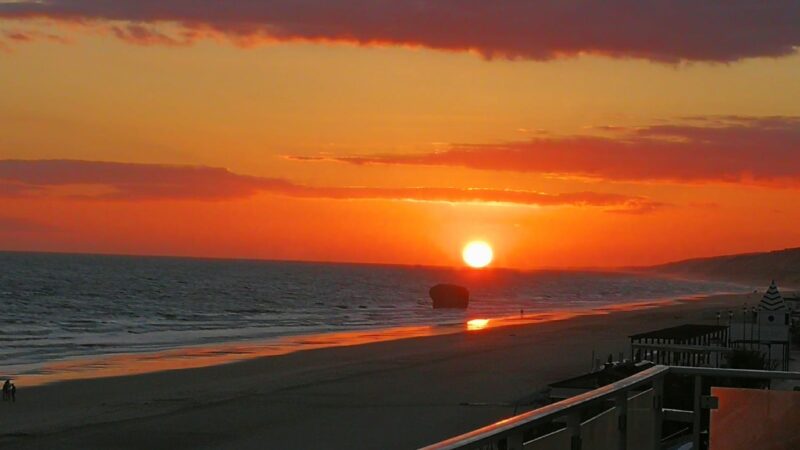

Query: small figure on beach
[10,383,15,402]
[520,309,524,318]
[2,379,10,401]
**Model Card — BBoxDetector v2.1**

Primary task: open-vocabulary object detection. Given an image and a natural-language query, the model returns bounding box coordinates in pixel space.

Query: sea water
[0,252,742,377]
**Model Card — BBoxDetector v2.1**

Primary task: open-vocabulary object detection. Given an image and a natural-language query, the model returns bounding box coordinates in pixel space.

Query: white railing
[419,366,800,450]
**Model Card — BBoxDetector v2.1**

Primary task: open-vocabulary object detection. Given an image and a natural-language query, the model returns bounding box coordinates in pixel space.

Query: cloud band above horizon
[300,116,800,187]
[0,159,663,213]
[1,1,799,62]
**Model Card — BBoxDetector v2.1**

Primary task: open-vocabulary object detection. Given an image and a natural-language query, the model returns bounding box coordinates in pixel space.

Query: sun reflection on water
[467,319,490,331]
[16,298,682,387]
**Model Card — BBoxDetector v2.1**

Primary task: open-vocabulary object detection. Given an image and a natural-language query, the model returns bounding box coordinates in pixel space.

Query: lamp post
[742,303,748,349]
[750,307,756,351]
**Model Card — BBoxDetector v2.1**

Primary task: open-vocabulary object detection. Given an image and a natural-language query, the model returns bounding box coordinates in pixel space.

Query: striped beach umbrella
[759,280,787,311]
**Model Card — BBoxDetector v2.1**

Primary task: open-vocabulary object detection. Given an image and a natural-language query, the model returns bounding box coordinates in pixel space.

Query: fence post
[652,376,664,450]
[615,391,628,450]
[692,375,702,450]
[506,431,524,450]
[566,410,582,450]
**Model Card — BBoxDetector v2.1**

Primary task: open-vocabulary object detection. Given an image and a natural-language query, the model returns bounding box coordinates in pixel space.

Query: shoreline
[10,290,743,388]
[0,291,756,450]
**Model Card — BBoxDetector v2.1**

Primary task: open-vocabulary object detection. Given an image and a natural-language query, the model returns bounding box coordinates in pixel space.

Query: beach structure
[422,283,799,449]
[548,361,655,400]
[629,325,730,368]
[430,283,470,309]
[629,282,793,371]
[421,366,800,450]
[729,281,792,370]
[782,290,800,321]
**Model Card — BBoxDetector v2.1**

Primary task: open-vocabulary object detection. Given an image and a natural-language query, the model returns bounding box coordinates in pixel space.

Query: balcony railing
[419,366,800,450]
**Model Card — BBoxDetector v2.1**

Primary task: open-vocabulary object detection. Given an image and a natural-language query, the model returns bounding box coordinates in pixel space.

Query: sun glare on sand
[462,241,493,268]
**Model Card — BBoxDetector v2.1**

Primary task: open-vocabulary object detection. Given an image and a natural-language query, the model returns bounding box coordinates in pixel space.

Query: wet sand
[0,292,755,449]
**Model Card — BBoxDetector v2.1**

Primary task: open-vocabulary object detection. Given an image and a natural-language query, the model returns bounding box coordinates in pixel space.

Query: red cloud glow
[315,117,800,187]
[0,159,664,213]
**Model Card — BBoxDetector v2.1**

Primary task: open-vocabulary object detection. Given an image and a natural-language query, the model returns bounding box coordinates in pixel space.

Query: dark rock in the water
[429,284,469,309]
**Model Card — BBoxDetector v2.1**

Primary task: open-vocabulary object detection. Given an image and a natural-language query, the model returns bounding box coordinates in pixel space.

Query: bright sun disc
[462,241,493,268]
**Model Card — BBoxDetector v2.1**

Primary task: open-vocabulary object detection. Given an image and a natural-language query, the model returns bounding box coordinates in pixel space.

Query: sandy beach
[0,292,756,450]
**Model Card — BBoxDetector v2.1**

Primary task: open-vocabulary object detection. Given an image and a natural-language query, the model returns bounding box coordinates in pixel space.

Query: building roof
[759,280,788,311]
[630,324,728,341]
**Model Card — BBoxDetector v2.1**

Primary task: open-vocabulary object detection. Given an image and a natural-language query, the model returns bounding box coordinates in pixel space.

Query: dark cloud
[324,117,800,187]
[1,1,799,62]
[0,159,664,213]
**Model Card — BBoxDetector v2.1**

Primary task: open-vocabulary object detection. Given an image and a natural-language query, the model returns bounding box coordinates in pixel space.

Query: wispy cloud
[309,117,800,187]
[0,214,58,233]
[1,1,799,62]
[0,160,292,200]
[0,27,70,50]
[0,159,665,213]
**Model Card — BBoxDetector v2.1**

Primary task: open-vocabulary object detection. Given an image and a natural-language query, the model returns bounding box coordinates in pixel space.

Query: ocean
[0,252,742,379]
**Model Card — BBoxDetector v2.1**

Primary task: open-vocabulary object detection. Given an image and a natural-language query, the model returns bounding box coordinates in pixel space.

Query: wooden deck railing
[419,366,800,450]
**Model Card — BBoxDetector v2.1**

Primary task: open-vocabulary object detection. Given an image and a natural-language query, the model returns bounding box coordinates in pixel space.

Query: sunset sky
[2,2,800,268]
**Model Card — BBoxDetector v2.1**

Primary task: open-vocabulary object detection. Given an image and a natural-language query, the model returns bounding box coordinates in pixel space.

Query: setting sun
[462,241,493,268]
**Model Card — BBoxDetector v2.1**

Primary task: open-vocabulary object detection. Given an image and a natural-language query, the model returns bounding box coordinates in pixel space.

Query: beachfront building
[629,324,730,368]
[628,282,793,371]
[729,281,792,370]
[422,283,800,450]
[783,290,800,321]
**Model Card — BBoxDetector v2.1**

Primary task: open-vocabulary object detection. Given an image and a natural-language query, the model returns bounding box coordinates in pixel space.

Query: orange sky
[2,4,800,268]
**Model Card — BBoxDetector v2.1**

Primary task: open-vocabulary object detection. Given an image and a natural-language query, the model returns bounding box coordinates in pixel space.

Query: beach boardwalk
[629,324,730,367]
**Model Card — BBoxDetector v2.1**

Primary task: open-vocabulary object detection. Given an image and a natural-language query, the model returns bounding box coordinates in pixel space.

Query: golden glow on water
[22,326,442,387]
[467,319,490,330]
[15,296,699,387]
